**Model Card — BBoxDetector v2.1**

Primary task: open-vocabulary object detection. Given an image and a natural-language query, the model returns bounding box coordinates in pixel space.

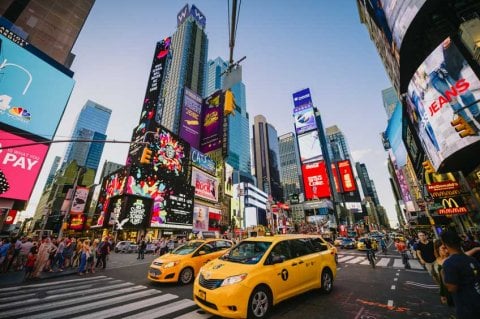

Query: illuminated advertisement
[193,204,209,232]
[436,196,467,215]
[3,209,17,224]
[70,187,89,214]
[107,196,124,226]
[0,33,75,139]
[150,183,194,228]
[330,163,341,193]
[191,167,219,202]
[302,161,331,200]
[93,168,128,227]
[200,90,224,153]
[179,87,202,149]
[208,207,221,231]
[385,103,407,167]
[224,163,234,197]
[191,147,216,176]
[69,214,85,231]
[298,130,323,164]
[0,129,48,201]
[406,37,480,170]
[337,160,357,192]
[128,37,171,163]
[117,195,153,229]
[294,105,317,134]
[292,88,313,108]
[396,167,415,212]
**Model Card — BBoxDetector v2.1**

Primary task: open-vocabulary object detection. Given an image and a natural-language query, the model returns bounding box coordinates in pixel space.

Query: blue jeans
[54,253,64,269]
[429,69,480,121]
[78,252,87,273]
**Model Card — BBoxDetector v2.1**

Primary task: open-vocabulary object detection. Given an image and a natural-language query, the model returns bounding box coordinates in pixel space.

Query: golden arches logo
[441,198,459,208]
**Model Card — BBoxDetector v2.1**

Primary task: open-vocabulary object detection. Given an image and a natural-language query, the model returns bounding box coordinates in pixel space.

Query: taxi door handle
[291,262,298,266]
[298,261,304,265]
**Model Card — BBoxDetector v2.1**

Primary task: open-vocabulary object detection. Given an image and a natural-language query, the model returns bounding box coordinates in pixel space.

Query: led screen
[0,129,48,200]
[179,87,202,149]
[200,90,224,153]
[406,37,480,170]
[0,33,75,139]
[150,182,194,228]
[301,161,331,200]
[118,195,153,229]
[298,130,323,164]
[294,105,317,134]
[337,160,357,192]
[292,88,313,108]
[191,147,216,176]
[193,204,209,232]
[191,167,219,202]
[224,163,234,197]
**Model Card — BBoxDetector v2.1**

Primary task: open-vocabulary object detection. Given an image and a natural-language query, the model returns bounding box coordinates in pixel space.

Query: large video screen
[337,160,357,192]
[301,161,331,200]
[150,182,194,228]
[179,87,202,149]
[0,33,75,139]
[298,130,323,164]
[200,90,224,153]
[406,37,480,170]
[191,167,219,203]
[292,88,313,108]
[0,129,48,200]
[294,105,316,135]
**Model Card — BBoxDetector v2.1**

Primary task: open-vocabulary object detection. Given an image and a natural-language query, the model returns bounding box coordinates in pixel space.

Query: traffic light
[451,115,476,138]
[140,147,152,164]
[422,160,435,174]
[224,89,236,115]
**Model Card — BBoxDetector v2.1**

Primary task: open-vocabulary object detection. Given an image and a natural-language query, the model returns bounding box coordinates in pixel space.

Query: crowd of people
[0,235,115,279]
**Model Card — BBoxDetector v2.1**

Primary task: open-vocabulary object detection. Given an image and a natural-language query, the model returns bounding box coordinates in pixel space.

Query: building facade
[278,132,303,201]
[45,156,61,188]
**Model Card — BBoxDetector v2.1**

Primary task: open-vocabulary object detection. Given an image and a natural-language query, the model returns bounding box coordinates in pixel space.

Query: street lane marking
[391,285,396,290]
[387,300,393,307]
[346,257,366,264]
[409,259,423,270]
[392,259,404,268]
[404,281,438,289]
[124,299,197,319]
[0,275,108,292]
[394,277,398,281]
[375,258,389,267]
[338,255,356,262]
[396,272,400,276]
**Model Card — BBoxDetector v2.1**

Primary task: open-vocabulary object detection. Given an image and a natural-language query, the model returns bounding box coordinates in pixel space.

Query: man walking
[415,232,436,277]
[96,237,111,269]
[137,236,146,260]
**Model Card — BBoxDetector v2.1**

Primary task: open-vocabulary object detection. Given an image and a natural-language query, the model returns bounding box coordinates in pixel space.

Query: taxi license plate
[198,290,206,300]
[149,271,158,278]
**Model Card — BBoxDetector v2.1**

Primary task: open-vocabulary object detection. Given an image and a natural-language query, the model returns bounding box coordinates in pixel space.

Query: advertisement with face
[200,90,224,153]
[0,34,75,139]
[292,88,313,108]
[190,147,216,176]
[406,37,480,170]
[107,196,124,226]
[301,161,331,200]
[191,167,219,202]
[298,130,323,164]
[385,103,407,167]
[70,187,89,214]
[294,105,317,134]
[0,129,48,200]
[179,87,202,149]
[193,204,209,232]
[224,163,234,197]
[337,160,357,192]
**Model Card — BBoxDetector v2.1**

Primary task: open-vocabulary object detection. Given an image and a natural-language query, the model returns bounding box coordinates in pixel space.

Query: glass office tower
[278,132,303,200]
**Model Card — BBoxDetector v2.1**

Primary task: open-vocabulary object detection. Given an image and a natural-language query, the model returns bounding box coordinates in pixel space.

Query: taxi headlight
[163,261,179,269]
[220,273,247,287]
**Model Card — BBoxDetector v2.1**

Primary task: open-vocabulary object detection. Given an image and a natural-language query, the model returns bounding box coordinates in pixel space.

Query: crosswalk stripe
[375,258,390,267]
[392,258,404,268]
[0,293,36,303]
[123,299,197,319]
[0,281,131,311]
[346,257,366,264]
[409,259,423,270]
[337,255,356,262]
[0,285,146,318]
[174,309,214,319]
[18,288,162,319]
[359,259,370,265]
[73,293,178,319]
[0,275,108,292]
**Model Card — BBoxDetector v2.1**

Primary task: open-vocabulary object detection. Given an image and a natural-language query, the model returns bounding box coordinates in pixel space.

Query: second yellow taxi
[193,234,337,318]
[148,238,233,284]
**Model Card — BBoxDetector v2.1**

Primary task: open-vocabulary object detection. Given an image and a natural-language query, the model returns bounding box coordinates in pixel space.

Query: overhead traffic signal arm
[451,116,477,138]
[140,147,153,164]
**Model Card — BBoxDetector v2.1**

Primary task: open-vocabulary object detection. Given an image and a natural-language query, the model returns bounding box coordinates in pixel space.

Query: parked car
[114,241,138,253]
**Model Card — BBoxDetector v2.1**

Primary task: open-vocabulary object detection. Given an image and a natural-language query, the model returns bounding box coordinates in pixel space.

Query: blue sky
[24,0,397,225]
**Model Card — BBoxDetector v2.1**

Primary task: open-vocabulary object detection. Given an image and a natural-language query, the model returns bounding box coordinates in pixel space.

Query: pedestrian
[32,237,55,278]
[395,238,410,269]
[62,238,74,268]
[89,239,99,274]
[137,236,146,260]
[432,239,454,308]
[96,237,110,269]
[53,238,66,271]
[160,238,167,256]
[78,239,90,275]
[18,237,34,271]
[415,232,436,278]
[24,246,37,280]
[441,230,480,319]
[0,238,12,272]
[167,239,175,253]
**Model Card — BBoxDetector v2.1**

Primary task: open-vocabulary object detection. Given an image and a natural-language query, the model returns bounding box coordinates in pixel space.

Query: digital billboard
[406,37,480,171]
[107,196,124,226]
[0,33,75,139]
[118,195,153,229]
[302,161,331,200]
[192,167,219,202]
[191,147,216,176]
[385,102,407,167]
[293,104,317,134]
[208,207,221,231]
[70,187,89,214]
[150,183,194,228]
[292,88,313,108]
[193,204,209,232]
[179,87,202,149]
[337,160,357,192]
[298,130,323,164]
[69,214,85,231]
[225,163,234,197]
[0,129,48,201]
[200,90,224,153]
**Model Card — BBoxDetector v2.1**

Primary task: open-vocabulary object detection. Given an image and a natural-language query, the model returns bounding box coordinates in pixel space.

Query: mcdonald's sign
[437,197,467,215]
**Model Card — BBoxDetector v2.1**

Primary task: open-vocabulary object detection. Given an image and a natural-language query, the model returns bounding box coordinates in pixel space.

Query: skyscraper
[159,4,208,134]
[0,0,95,68]
[278,132,303,201]
[45,156,61,188]
[326,125,352,162]
[206,57,227,96]
[252,115,283,202]
[355,162,380,206]
[63,100,111,172]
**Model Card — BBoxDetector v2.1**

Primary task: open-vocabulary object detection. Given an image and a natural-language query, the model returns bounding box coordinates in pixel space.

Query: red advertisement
[4,210,17,224]
[0,130,48,201]
[302,161,331,200]
[338,160,356,192]
[69,214,86,230]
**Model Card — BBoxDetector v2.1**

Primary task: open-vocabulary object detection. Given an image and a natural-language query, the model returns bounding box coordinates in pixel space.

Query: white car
[114,241,138,253]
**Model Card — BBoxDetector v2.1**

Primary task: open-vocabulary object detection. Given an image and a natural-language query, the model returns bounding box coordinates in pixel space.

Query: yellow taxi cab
[193,234,337,318]
[148,239,233,284]
[356,237,378,251]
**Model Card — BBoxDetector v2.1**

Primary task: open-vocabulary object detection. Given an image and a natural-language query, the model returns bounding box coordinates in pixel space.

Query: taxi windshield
[171,241,203,255]
[220,241,271,264]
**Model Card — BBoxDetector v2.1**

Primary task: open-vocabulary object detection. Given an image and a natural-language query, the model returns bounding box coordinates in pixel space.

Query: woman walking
[32,237,56,278]
[78,239,91,275]
[432,239,454,307]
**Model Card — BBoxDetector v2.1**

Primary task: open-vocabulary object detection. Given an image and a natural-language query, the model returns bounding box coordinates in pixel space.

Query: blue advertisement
[0,33,75,140]
[292,88,313,108]
[191,147,216,176]
[293,105,317,134]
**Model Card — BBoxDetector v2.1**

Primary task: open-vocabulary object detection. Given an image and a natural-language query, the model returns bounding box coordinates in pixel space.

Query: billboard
[0,129,48,200]
[292,88,313,108]
[107,196,124,227]
[200,90,224,153]
[191,147,216,176]
[337,160,356,192]
[192,167,219,202]
[302,161,331,200]
[193,204,209,232]
[208,207,221,231]
[224,163,234,197]
[298,130,323,164]
[179,87,202,149]
[70,187,89,214]
[117,195,153,229]
[0,33,75,139]
[385,103,407,167]
[3,209,17,224]
[150,183,194,228]
[69,214,85,231]
[406,37,480,170]
[293,105,317,134]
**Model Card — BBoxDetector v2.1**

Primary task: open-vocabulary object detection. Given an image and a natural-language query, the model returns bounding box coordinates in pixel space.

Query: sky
[23,0,398,226]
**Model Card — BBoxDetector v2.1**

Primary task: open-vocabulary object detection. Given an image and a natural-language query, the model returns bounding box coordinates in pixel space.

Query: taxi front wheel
[248,286,272,319]
[179,267,194,284]
[320,269,333,294]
